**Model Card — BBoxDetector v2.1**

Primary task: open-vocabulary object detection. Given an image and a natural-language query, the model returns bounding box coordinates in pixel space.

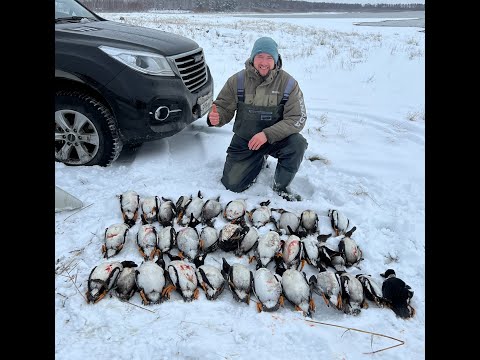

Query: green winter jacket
[212,57,307,144]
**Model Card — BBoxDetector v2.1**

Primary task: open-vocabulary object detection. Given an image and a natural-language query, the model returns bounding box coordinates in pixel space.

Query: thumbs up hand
[208,104,220,126]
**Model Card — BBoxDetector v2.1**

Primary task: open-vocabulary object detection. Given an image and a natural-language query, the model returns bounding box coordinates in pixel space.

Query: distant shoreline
[355,18,424,28]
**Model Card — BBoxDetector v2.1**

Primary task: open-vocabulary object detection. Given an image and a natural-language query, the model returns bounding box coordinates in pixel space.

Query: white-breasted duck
[316,233,343,270]
[103,223,130,259]
[311,263,342,310]
[277,266,316,317]
[223,199,247,225]
[251,230,282,270]
[280,231,305,271]
[337,270,368,315]
[176,214,201,261]
[157,225,176,256]
[199,225,219,254]
[158,197,176,226]
[119,190,140,227]
[234,225,259,257]
[246,200,275,228]
[328,209,350,236]
[140,195,160,224]
[218,223,249,253]
[301,233,321,268]
[356,274,385,307]
[85,260,125,303]
[136,224,159,260]
[180,191,204,226]
[299,210,319,235]
[252,267,284,312]
[222,257,253,305]
[201,196,222,226]
[380,269,415,319]
[194,254,226,300]
[271,208,300,235]
[166,254,200,302]
[135,257,169,305]
[114,260,138,301]
[338,226,363,267]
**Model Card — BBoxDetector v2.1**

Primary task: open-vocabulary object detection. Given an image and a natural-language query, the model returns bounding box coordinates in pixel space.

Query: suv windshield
[55,0,100,22]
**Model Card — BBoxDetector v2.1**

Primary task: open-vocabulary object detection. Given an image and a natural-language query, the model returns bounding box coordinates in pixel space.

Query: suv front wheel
[55,90,123,166]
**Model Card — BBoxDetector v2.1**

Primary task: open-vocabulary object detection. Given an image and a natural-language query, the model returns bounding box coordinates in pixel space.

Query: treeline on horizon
[79,0,425,13]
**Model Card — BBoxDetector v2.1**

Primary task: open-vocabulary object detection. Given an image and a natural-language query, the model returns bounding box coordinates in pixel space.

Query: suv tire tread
[55,90,123,166]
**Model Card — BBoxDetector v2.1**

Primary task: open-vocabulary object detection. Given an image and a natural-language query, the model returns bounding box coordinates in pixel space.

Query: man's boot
[272,167,302,201]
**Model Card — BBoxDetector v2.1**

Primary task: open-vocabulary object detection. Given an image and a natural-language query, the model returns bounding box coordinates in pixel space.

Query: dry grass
[307,155,330,165]
[100,12,423,73]
[406,109,425,122]
[384,252,399,264]
[350,185,381,207]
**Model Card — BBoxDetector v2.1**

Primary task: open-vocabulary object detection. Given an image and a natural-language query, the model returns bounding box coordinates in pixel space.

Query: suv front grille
[172,48,208,93]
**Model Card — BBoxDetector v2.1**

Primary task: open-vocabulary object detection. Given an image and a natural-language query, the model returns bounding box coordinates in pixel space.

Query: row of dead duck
[105,190,358,262]
[86,190,415,319]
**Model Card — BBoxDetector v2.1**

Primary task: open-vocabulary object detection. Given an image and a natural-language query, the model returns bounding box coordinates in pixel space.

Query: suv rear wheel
[55,90,123,166]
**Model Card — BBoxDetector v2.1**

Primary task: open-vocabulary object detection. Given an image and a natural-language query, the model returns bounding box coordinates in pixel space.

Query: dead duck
[234,226,259,257]
[278,267,316,317]
[136,224,159,260]
[176,214,201,261]
[85,260,125,303]
[102,223,129,259]
[251,230,282,270]
[338,226,363,267]
[356,274,385,307]
[166,254,201,302]
[337,270,368,315]
[246,200,275,228]
[135,257,169,305]
[201,196,223,226]
[328,209,350,236]
[380,269,415,319]
[299,210,319,235]
[280,230,305,271]
[301,233,321,268]
[140,195,160,224]
[223,199,247,225]
[218,223,249,253]
[194,254,226,300]
[311,264,342,310]
[316,233,343,270]
[175,194,192,224]
[271,208,300,235]
[179,191,204,226]
[158,197,176,226]
[157,225,176,256]
[222,257,253,305]
[252,267,284,312]
[114,261,138,301]
[119,190,140,227]
[199,225,219,254]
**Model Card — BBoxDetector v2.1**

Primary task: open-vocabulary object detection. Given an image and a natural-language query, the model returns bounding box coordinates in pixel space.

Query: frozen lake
[234,11,425,28]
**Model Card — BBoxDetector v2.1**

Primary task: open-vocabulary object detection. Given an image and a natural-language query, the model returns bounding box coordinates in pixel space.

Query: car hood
[56,19,200,56]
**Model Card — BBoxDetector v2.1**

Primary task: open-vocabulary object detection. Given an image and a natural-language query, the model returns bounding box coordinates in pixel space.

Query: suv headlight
[99,45,175,76]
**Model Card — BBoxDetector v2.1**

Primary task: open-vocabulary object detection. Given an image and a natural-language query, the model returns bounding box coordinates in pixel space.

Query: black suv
[55,0,213,166]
